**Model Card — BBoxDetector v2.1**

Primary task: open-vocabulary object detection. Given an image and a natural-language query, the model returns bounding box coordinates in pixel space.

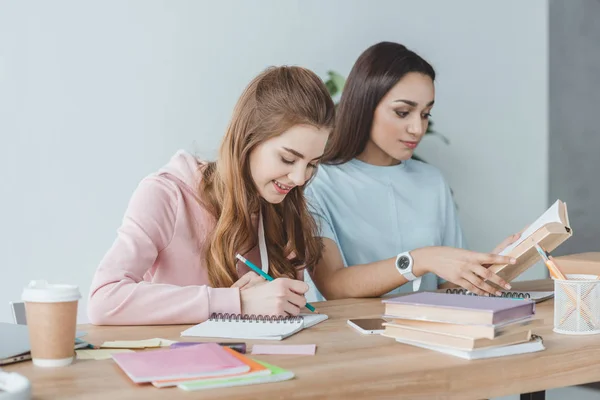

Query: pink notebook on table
[111,343,249,383]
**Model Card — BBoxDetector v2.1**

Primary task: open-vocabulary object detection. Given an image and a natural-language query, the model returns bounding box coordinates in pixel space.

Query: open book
[488,200,572,284]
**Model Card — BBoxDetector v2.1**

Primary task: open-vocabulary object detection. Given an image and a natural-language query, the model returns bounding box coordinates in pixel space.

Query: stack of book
[382,292,545,360]
[111,342,294,391]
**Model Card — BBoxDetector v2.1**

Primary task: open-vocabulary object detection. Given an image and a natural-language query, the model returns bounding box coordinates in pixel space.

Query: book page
[499,200,563,256]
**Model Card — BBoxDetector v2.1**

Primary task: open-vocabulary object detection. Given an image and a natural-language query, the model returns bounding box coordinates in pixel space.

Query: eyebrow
[393,99,435,107]
[282,147,322,161]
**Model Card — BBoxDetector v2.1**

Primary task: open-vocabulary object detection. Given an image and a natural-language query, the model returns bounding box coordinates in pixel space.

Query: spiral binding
[208,313,303,323]
[445,288,532,299]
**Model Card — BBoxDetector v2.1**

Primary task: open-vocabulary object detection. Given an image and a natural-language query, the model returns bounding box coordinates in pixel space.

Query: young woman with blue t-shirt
[306,42,519,301]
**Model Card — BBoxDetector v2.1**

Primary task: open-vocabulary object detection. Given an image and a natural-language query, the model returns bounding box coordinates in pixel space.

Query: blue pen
[235,253,318,313]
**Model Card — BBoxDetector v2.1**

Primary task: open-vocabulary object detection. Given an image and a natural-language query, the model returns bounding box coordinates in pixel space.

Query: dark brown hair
[323,42,435,164]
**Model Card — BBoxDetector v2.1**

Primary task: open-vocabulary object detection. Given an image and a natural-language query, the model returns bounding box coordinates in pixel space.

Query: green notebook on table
[178,360,294,391]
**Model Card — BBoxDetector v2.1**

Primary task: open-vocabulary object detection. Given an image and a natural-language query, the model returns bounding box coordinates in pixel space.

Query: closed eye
[281,157,295,165]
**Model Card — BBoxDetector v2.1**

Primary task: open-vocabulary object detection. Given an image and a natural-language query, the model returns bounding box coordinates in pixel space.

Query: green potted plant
[324,71,449,162]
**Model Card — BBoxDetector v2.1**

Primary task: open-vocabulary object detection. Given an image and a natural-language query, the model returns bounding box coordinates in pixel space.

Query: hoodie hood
[158,150,203,192]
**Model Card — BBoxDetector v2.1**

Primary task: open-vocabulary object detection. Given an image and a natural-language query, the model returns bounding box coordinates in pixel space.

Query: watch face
[397,255,410,270]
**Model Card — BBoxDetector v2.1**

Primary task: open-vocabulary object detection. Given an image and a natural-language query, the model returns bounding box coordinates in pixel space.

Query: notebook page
[181,319,303,340]
[300,313,329,328]
[181,314,328,340]
[499,200,562,256]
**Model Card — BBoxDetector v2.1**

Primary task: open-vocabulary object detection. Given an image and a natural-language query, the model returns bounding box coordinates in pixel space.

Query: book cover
[383,292,535,325]
[111,343,249,383]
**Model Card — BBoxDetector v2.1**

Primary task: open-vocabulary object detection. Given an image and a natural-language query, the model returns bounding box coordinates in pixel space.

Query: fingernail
[505,284,512,290]
[511,258,517,264]
[496,291,503,296]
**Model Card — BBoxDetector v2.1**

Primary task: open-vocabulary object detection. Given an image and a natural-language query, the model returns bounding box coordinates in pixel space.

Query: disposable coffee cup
[21,280,81,367]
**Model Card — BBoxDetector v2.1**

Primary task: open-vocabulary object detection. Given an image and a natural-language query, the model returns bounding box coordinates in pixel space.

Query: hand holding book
[413,247,516,297]
[491,231,524,256]
[488,200,572,283]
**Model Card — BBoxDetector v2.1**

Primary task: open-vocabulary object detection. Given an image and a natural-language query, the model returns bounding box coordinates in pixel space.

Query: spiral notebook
[181,313,329,340]
[444,288,554,304]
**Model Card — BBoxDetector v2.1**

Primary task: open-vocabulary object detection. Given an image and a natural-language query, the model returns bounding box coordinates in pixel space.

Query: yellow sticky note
[100,338,162,349]
[76,349,134,360]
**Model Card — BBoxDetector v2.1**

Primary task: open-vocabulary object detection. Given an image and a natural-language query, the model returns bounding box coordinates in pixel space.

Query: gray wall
[549,0,600,255]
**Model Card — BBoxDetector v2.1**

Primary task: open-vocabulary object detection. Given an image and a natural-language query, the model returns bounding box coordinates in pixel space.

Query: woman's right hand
[239,278,308,316]
[231,271,266,291]
[412,247,517,296]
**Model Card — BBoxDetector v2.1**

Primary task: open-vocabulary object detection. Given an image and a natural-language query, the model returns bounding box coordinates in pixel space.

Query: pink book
[111,343,249,383]
[383,292,535,325]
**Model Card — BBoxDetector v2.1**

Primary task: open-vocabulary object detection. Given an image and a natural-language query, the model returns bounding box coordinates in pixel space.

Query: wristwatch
[395,251,422,291]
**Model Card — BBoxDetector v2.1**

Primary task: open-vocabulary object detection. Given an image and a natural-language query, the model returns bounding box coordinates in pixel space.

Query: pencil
[534,244,566,279]
[235,254,319,313]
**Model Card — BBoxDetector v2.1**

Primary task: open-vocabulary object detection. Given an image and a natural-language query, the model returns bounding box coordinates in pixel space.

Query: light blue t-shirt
[304,158,466,301]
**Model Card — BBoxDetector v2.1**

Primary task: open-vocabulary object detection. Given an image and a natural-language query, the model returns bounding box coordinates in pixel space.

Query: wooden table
[6,279,600,399]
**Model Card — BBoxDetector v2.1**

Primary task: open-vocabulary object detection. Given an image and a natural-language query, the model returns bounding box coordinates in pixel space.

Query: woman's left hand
[491,232,522,255]
[231,271,266,291]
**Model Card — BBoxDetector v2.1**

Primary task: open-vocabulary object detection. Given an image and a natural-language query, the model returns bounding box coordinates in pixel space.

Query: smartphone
[9,301,27,325]
[347,318,386,335]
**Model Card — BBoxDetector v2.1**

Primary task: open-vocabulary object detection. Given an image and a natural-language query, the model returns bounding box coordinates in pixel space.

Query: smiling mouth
[272,180,294,194]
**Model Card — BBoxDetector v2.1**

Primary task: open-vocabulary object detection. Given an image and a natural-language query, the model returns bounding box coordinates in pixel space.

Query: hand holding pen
[236,254,319,314]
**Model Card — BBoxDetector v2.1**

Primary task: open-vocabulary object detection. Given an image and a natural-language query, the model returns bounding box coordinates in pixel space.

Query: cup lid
[22,280,81,303]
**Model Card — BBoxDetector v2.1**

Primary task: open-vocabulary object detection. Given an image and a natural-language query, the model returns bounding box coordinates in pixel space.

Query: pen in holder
[554,274,600,335]
[533,244,600,334]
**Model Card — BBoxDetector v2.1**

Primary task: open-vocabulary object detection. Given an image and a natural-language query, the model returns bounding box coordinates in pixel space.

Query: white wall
[0,0,548,324]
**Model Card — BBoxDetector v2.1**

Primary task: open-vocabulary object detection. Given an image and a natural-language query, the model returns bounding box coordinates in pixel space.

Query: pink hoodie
[88,150,283,325]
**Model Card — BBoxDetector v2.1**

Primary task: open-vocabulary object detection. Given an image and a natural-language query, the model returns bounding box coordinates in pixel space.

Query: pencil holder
[554,274,600,335]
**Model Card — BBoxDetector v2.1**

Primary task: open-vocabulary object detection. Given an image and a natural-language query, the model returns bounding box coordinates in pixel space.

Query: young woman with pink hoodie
[88,66,334,325]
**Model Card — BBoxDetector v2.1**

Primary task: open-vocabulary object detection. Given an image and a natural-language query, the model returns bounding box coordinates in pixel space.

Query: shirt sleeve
[87,176,241,325]
[304,185,337,243]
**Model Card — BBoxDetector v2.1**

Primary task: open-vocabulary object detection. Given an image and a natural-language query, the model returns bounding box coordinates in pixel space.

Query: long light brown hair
[199,66,335,288]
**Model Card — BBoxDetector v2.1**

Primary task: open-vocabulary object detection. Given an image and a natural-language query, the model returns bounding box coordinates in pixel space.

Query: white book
[489,199,571,282]
[499,200,569,256]
[395,335,545,360]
